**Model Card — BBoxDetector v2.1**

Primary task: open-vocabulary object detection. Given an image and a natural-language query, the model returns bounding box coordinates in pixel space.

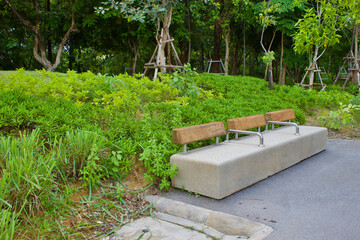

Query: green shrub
[317,102,360,130]
[0,90,94,138]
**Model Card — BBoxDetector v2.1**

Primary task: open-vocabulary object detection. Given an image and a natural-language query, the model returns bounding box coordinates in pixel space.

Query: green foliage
[162,64,214,100]
[317,102,360,130]
[80,145,107,188]
[0,89,93,138]
[256,1,278,27]
[96,0,178,22]
[262,51,275,66]
[293,0,343,55]
[103,150,134,180]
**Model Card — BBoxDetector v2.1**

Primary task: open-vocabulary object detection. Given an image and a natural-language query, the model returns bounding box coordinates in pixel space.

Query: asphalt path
[163,139,360,240]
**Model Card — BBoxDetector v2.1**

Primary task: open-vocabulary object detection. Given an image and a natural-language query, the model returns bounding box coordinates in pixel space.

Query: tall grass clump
[0,210,19,240]
[53,130,108,179]
[0,130,58,215]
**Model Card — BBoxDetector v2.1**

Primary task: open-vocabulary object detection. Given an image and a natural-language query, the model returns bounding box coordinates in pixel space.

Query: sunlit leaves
[95,0,178,22]
[293,0,343,55]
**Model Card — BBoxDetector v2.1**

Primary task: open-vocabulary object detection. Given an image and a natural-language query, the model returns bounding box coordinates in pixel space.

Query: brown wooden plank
[173,122,226,145]
[265,109,296,122]
[227,115,266,130]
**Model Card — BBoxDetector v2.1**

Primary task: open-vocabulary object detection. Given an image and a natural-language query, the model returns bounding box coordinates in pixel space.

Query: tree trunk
[159,5,172,74]
[248,51,252,76]
[231,41,239,75]
[274,60,278,81]
[4,0,77,72]
[178,40,186,64]
[201,42,204,72]
[308,46,319,90]
[187,0,191,63]
[242,21,246,76]
[132,42,140,76]
[211,0,222,73]
[279,32,286,85]
[68,37,74,70]
[280,64,286,85]
[268,62,274,90]
[128,33,141,76]
[47,0,52,63]
[352,24,359,86]
[224,25,230,75]
[77,47,82,73]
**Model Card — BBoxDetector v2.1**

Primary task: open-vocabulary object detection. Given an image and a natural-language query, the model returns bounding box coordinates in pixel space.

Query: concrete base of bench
[170,126,327,199]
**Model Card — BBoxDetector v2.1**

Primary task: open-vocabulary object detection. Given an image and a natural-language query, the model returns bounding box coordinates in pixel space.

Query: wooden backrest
[227,115,266,130]
[173,122,226,145]
[265,109,296,122]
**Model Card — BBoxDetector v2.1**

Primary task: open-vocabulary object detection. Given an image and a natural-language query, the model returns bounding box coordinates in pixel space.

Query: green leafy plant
[80,145,106,189]
[103,150,134,180]
[317,103,360,130]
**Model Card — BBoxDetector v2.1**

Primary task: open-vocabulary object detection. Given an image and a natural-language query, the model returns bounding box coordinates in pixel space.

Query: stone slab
[145,195,272,239]
[106,217,212,240]
[170,125,327,199]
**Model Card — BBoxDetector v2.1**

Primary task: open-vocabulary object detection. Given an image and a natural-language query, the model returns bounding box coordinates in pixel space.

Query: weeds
[317,102,360,130]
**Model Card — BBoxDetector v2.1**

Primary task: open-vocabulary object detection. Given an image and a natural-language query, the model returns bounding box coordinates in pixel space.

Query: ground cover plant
[0,69,358,239]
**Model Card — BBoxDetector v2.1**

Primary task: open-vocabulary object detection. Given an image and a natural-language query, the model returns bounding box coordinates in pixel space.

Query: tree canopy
[1,0,359,89]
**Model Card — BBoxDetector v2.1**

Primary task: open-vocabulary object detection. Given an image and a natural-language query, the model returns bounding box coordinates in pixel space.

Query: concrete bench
[170,110,327,199]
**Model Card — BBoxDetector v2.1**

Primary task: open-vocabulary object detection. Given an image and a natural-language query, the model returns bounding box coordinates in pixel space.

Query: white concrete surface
[170,126,327,199]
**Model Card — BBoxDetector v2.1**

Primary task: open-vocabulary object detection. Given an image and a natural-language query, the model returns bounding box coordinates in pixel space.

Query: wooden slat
[227,115,266,130]
[173,122,226,145]
[265,109,296,122]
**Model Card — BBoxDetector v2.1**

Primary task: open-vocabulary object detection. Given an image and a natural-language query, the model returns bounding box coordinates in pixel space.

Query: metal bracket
[226,129,265,147]
[266,121,300,135]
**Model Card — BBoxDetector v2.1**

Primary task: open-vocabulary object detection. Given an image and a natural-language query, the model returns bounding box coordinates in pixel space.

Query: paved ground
[163,139,360,240]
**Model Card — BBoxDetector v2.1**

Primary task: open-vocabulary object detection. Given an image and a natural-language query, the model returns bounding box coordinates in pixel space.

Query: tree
[97,0,180,77]
[257,0,277,90]
[339,0,360,87]
[272,0,300,85]
[3,0,77,71]
[293,0,344,89]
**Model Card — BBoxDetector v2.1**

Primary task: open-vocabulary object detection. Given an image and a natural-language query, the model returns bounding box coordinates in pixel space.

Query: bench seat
[170,125,327,199]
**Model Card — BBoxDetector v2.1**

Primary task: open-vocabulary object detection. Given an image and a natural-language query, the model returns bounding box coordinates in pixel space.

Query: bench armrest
[226,129,264,147]
[266,121,300,135]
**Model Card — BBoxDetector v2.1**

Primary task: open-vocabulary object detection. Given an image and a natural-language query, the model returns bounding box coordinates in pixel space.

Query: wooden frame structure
[143,26,183,79]
[299,63,326,91]
[333,50,360,90]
